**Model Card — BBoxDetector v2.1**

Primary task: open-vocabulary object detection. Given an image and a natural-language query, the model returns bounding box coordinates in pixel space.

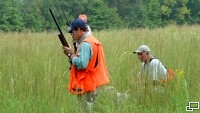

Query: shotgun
[56,5,77,53]
[49,8,72,66]
[49,8,69,47]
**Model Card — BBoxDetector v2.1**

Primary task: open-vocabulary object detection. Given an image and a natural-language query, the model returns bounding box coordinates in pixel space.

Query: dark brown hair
[74,26,88,32]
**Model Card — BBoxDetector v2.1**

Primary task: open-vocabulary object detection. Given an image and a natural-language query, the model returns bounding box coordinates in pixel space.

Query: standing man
[63,18,110,112]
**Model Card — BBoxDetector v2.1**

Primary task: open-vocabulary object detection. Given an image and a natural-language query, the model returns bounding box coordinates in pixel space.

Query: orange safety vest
[68,35,110,94]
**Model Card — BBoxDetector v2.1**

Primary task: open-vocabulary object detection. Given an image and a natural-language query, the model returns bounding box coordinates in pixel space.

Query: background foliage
[0,0,199,32]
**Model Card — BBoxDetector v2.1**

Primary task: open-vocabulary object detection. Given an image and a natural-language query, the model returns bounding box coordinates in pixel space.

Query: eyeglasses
[137,52,143,56]
[137,51,149,56]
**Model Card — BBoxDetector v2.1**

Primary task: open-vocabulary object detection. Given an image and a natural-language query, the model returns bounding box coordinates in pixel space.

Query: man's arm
[72,42,92,69]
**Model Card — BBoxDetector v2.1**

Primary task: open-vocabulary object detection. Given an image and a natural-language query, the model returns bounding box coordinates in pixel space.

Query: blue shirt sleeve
[72,42,92,69]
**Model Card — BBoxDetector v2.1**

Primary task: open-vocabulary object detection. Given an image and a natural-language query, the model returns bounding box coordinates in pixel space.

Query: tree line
[0,0,199,32]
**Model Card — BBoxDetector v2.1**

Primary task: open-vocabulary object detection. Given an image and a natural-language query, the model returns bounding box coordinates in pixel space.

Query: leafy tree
[104,0,137,28]
[160,0,190,24]
[85,0,122,30]
[103,0,137,19]
[160,0,177,24]
[173,0,190,24]
[40,0,60,31]
[128,0,149,28]
[146,0,162,28]
[0,0,24,31]
[0,0,199,32]
[187,0,200,24]
[20,0,43,32]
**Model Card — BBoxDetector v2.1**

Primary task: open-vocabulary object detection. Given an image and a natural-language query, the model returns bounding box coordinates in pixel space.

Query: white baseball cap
[133,45,150,54]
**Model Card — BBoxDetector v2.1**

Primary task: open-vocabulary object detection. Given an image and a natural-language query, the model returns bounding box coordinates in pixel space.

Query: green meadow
[0,25,200,113]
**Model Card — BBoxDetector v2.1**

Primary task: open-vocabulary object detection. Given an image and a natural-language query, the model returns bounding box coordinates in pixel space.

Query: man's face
[70,28,81,42]
[137,51,149,62]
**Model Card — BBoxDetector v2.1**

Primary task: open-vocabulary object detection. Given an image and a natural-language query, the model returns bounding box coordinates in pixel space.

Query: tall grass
[0,25,200,113]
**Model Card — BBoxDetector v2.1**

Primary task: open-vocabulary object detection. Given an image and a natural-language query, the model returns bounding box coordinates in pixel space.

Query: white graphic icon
[186,102,199,111]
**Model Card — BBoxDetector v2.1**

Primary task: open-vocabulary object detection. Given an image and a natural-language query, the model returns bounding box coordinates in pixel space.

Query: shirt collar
[78,32,91,44]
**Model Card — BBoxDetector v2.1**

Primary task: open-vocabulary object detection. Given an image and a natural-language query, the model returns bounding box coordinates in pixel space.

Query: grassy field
[0,25,200,113]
